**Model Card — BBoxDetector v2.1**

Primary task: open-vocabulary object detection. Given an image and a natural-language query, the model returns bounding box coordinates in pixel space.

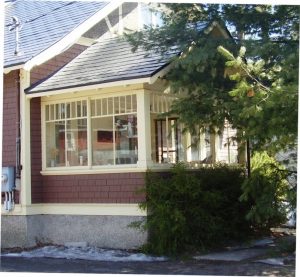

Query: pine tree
[125,4,299,154]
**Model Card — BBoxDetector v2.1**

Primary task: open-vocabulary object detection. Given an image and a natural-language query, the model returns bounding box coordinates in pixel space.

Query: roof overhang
[4,0,122,73]
[3,63,23,74]
[26,63,171,99]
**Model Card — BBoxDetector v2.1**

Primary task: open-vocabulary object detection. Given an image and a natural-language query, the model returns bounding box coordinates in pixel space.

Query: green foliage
[135,163,252,256]
[240,151,290,230]
[217,44,298,153]
[125,4,299,154]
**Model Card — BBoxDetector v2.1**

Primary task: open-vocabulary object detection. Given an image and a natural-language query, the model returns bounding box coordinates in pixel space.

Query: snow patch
[256,258,286,266]
[2,246,167,262]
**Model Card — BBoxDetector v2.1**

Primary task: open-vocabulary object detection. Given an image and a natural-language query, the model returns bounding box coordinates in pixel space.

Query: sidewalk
[0,230,296,276]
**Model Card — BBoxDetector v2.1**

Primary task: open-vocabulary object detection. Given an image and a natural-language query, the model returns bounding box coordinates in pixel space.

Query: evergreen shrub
[135,163,252,256]
[239,151,290,231]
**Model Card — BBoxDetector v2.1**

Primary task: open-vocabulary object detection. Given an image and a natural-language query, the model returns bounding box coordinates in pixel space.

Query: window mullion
[87,98,92,168]
[64,119,68,167]
[166,116,169,162]
[113,115,116,165]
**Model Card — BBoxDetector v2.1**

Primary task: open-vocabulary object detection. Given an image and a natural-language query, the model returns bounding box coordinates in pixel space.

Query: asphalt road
[0,256,295,276]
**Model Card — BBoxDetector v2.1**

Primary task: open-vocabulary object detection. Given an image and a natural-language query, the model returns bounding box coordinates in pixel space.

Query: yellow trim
[40,166,147,176]
[27,78,151,99]
[136,90,153,167]
[19,69,32,209]
[1,203,146,216]
[3,64,23,74]
[40,85,144,103]
[40,163,172,176]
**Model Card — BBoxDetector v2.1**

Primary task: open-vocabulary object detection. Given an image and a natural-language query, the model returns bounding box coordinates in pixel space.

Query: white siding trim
[19,69,32,209]
[27,78,151,99]
[2,203,146,216]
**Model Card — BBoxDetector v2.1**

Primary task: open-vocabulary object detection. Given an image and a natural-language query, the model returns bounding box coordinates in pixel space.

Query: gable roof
[26,20,232,96]
[4,0,120,70]
[26,37,175,94]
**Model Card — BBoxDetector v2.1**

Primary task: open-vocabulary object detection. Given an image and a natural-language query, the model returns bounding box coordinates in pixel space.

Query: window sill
[41,164,144,175]
[40,163,175,175]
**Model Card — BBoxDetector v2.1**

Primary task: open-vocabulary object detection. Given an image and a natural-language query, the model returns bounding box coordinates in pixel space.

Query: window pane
[102,98,107,115]
[82,100,87,117]
[108,97,113,115]
[216,126,238,164]
[66,119,88,166]
[115,114,138,164]
[92,116,114,165]
[120,96,126,113]
[190,134,201,161]
[46,121,65,167]
[114,97,119,114]
[154,118,180,164]
[132,94,136,111]
[71,102,76,118]
[204,130,212,162]
[45,105,49,121]
[96,99,101,116]
[77,101,81,117]
[55,104,60,119]
[126,95,131,113]
[50,104,54,120]
[66,103,70,119]
[91,100,95,117]
[60,103,65,119]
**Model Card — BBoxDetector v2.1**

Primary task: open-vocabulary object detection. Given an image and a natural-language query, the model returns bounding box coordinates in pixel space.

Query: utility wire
[6,1,76,28]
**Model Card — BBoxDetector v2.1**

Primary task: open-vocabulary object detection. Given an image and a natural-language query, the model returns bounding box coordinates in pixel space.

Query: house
[2,0,238,249]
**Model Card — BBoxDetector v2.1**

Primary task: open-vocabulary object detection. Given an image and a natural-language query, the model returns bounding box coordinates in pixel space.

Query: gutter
[25,77,152,99]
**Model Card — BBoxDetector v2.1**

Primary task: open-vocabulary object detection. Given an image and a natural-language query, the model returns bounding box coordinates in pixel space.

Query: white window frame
[41,92,140,173]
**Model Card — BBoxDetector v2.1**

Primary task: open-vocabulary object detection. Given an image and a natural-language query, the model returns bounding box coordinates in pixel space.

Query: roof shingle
[4,0,108,68]
[27,37,175,93]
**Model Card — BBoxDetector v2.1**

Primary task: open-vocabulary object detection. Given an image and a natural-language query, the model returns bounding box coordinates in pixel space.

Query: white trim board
[2,203,146,216]
[26,77,152,98]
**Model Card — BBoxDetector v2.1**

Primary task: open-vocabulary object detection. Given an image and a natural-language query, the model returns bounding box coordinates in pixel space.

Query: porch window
[44,94,138,169]
[187,125,239,165]
[45,101,88,167]
[155,118,179,163]
[91,95,138,165]
[150,94,184,164]
[189,129,214,164]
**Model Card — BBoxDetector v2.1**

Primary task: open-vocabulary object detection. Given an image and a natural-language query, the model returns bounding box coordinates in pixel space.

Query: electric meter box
[1,167,15,192]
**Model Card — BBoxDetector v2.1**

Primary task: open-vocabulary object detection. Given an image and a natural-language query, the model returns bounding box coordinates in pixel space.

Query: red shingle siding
[42,173,146,203]
[2,70,20,204]
[30,44,87,203]
[30,97,43,203]
[30,44,87,85]
[2,70,19,166]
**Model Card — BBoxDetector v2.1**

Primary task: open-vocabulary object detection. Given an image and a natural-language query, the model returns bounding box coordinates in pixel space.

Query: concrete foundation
[1,215,147,249]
